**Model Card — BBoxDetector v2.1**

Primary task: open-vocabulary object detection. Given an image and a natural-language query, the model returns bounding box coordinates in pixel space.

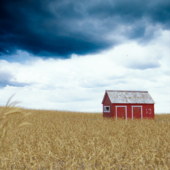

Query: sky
[0,0,170,114]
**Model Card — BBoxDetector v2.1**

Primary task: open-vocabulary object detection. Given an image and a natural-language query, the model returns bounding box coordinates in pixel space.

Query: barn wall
[112,103,154,119]
[143,104,154,119]
[103,93,113,118]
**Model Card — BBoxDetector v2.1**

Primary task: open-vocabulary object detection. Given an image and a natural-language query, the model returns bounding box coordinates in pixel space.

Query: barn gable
[102,92,111,104]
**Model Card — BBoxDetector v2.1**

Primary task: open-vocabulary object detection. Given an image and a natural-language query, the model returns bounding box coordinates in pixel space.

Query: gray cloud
[0,71,30,88]
[127,61,161,70]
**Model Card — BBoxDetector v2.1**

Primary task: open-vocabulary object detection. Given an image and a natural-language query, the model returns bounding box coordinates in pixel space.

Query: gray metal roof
[102,90,155,104]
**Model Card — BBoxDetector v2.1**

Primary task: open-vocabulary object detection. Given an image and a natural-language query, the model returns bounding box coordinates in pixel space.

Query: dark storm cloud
[88,0,170,25]
[0,71,29,88]
[0,0,169,58]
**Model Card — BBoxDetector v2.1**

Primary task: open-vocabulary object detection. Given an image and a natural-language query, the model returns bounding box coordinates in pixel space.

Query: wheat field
[0,98,170,169]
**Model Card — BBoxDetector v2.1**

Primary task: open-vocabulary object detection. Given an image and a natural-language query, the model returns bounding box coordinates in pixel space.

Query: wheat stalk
[0,94,33,153]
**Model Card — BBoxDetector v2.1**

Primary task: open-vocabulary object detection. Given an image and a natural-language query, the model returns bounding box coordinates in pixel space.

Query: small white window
[104,106,110,112]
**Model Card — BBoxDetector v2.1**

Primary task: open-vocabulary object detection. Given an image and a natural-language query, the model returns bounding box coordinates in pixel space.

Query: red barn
[102,90,155,120]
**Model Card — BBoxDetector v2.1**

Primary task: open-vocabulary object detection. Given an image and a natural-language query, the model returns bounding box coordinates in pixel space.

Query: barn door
[132,106,142,120]
[116,106,127,120]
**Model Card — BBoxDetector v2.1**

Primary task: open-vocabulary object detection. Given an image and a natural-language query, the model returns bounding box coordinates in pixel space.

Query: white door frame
[131,106,143,120]
[115,106,127,121]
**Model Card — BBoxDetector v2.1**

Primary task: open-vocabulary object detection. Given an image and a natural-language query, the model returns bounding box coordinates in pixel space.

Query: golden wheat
[0,101,169,169]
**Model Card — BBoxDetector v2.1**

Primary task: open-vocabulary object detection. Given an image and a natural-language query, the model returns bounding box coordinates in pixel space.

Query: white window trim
[131,106,143,120]
[115,106,127,121]
[104,106,110,112]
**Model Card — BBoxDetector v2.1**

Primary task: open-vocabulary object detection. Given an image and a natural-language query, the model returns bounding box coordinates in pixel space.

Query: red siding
[103,103,154,120]
[133,107,142,119]
[143,104,154,119]
[103,93,113,118]
[117,107,126,119]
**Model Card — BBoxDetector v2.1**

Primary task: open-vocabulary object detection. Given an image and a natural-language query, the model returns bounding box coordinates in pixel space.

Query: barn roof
[102,90,155,104]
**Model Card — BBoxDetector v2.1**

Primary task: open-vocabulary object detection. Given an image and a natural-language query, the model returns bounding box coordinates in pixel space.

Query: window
[104,106,110,112]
